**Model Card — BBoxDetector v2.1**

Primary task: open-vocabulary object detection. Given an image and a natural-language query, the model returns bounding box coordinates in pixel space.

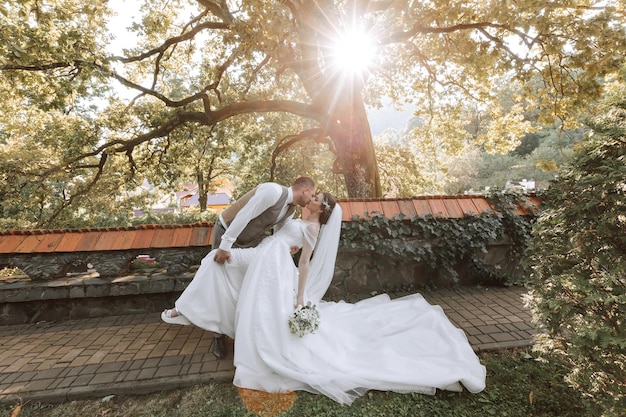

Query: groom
[210,176,317,358]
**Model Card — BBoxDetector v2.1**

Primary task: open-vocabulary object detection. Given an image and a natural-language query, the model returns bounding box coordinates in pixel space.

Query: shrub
[525,92,626,416]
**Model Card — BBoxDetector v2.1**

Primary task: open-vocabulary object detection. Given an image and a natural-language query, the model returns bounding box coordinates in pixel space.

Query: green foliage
[375,141,437,196]
[340,192,535,287]
[443,125,585,194]
[525,83,626,416]
[2,0,625,210]
[130,207,218,226]
[230,112,347,199]
[0,267,22,277]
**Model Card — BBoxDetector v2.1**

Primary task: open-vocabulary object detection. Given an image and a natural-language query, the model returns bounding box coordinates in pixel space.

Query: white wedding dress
[229,218,487,405]
[175,245,259,339]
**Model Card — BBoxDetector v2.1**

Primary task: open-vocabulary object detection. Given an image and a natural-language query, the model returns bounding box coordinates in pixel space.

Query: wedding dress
[174,245,259,339]
[231,209,487,405]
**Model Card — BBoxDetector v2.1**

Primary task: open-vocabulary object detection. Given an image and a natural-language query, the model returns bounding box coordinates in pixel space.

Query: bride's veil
[306,204,342,302]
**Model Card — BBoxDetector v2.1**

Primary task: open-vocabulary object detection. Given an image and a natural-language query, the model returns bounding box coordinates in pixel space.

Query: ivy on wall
[339,192,538,286]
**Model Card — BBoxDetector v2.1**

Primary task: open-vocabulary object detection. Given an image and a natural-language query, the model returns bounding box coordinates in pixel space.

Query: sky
[368,102,416,136]
[106,0,139,54]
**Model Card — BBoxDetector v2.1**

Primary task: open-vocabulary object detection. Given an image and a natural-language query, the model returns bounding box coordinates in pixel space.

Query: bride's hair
[320,193,337,225]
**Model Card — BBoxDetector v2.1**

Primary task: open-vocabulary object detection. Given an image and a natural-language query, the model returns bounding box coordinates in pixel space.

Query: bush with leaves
[525,89,626,416]
[340,191,536,287]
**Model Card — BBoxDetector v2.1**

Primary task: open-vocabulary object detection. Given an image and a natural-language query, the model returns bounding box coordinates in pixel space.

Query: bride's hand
[290,246,300,255]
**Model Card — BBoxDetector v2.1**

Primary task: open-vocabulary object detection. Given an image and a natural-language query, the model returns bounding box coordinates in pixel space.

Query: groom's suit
[212,182,296,251]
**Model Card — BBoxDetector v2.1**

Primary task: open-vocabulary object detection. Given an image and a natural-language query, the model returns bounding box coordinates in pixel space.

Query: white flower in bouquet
[288,302,320,337]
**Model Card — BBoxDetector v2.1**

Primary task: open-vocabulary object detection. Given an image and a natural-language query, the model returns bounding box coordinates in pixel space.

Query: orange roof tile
[111,230,138,251]
[151,228,177,248]
[93,230,122,251]
[442,199,465,219]
[427,198,448,218]
[470,197,492,213]
[457,198,480,216]
[364,200,384,215]
[189,225,212,247]
[74,231,103,252]
[380,200,401,218]
[347,201,368,219]
[33,233,65,253]
[412,199,431,216]
[337,203,352,221]
[171,227,192,247]
[0,196,540,254]
[14,235,46,253]
[0,235,26,253]
[55,232,84,252]
[396,199,417,217]
[131,229,156,249]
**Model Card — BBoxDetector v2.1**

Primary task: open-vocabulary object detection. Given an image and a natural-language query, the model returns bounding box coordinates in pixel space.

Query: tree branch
[110,21,230,63]
[242,54,272,96]
[108,100,326,155]
[380,22,534,47]
[477,28,527,66]
[196,0,236,24]
[40,153,108,228]
[270,128,330,179]
[1,60,91,72]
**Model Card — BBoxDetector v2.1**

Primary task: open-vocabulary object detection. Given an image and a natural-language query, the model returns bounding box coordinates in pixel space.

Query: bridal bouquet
[288,302,320,337]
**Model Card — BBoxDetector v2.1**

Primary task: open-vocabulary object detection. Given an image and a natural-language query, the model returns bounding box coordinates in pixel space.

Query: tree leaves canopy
[1,0,625,226]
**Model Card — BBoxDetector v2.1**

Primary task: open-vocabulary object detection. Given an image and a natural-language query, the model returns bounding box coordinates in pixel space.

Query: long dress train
[232,219,487,405]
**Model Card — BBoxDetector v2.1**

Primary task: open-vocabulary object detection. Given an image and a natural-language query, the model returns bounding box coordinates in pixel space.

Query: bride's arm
[295,223,319,308]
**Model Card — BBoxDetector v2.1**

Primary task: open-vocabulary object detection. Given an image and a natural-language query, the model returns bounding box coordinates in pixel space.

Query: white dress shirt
[218,183,293,251]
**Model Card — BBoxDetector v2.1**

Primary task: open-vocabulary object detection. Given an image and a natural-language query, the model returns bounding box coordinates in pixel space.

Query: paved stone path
[0,285,534,404]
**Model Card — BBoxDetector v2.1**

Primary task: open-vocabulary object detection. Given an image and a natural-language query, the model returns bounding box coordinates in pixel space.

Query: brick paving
[0,285,534,405]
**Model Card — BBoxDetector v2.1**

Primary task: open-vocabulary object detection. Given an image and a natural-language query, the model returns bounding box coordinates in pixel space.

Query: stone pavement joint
[0,285,534,405]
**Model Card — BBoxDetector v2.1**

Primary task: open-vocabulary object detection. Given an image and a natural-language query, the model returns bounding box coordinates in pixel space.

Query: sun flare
[331,30,377,74]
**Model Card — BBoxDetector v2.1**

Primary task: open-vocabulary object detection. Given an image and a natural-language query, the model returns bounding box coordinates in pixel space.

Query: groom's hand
[214,249,231,264]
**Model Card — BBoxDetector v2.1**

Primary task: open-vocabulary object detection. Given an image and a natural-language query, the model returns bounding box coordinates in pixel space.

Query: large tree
[1,0,625,210]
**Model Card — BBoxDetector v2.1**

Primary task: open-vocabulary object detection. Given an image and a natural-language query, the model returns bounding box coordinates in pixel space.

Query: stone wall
[0,240,521,325]
[0,195,537,324]
[329,241,519,299]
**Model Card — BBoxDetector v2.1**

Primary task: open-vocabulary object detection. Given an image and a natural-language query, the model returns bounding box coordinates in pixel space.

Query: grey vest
[216,185,292,249]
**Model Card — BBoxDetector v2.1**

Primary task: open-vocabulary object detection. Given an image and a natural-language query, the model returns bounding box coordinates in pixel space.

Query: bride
[163,192,486,405]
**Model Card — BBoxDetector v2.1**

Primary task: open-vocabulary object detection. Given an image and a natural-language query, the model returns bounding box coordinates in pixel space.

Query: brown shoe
[213,335,227,359]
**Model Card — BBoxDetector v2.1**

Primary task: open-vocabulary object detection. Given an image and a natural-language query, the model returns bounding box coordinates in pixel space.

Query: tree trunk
[326,85,381,198]
[294,1,381,198]
[196,170,208,212]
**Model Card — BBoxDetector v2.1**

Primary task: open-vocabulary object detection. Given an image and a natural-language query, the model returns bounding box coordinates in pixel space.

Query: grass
[0,349,597,417]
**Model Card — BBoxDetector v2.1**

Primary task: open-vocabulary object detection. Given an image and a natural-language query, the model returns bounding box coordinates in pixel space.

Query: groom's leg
[209,244,257,359]
[210,223,229,359]
[213,334,227,359]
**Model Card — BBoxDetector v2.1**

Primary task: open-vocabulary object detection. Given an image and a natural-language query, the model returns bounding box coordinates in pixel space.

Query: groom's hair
[292,176,316,190]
